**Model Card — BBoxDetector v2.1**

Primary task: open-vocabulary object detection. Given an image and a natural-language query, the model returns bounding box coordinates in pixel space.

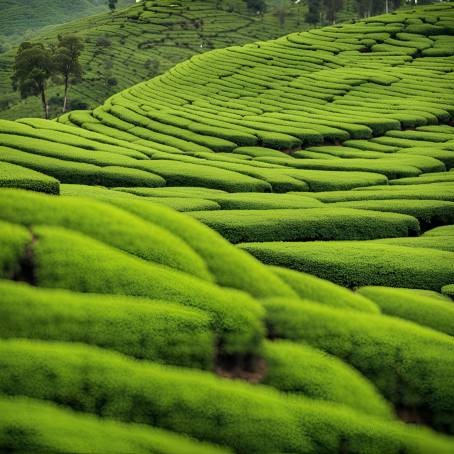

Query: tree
[322,0,343,24]
[54,35,84,112]
[306,0,321,24]
[245,0,267,14]
[108,0,117,12]
[273,0,291,28]
[12,42,54,119]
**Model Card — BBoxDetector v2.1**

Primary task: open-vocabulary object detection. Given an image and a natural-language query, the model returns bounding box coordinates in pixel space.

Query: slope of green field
[1,3,454,452]
[0,0,135,46]
[0,0,310,119]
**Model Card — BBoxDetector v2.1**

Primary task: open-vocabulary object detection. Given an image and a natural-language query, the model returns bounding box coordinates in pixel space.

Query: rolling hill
[1,2,454,453]
[0,0,310,119]
[0,0,135,46]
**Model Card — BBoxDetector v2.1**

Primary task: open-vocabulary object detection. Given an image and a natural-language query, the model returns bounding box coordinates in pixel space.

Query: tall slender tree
[12,42,54,119]
[322,0,343,24]
[54,35,84,112]
[108,0,118,12]
[273,0,291,28]
[306,0,321,24]
[245,0,267,13]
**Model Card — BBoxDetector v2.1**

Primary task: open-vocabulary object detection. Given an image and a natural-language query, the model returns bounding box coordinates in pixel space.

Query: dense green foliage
[0,161,59,193]
[263,298,454,432]
[358,286,454,336]
[0,0,311,118]
[1,3,454,452]
[190,207,419,243]
[240,241,454,290]
[0,396,229,454]
[0,280,215,369]
[1,339,454,453]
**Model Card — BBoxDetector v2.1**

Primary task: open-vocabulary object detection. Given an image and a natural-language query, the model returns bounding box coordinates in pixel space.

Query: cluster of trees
[306,0,425,25]
[12,35,84,118]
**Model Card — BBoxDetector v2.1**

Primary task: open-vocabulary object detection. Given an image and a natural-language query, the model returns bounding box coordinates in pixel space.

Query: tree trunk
[63,74,69,113]
[41,89,49,119]
[385,0,389,13]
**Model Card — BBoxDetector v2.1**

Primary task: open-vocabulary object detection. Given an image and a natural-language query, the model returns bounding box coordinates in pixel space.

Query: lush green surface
[0,161,59,194]
[263,298,454,432]
[1,339,454,453]
[240,241,454,290]
[190,207,420,243]
[358,286,454,336]
[0,0,135,46]
[0,280,215,369]
[1,3,454,452]
[0,396,230,454]
[0,0,311,118]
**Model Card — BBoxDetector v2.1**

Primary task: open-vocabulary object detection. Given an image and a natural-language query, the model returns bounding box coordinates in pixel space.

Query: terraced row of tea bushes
[239,240,454,290]
[0,280,215,369]
[57,184,299,300]
[1,220,265,356]
[357,286,454,337]
[0,161,59,194]
[1,339,454,453]
[115,188,324,210]
[263,298,454,432]
[373,234,454,252]
[269,266,380,314]
[0,396,228,454]
[0,189,211,278]
[332,199,454,229]
[190,207,420,243]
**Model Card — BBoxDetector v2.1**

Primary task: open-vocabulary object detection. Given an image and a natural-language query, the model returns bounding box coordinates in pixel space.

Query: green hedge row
[17,117,156,158]
[269,266,379,313]
[358,286,454,337]
[115,188,322,210]
[1,339,453,453]
[190,207,420,243]
[373,235,454,252]
[239,241,454,290]
[0,161,59,194]
[140,196,221,212]
[423,225,454,237]
[0,147,165,187]
[256,163,389,191]
[0,396,229,454]
[263,298,454,432]
[0,133,140,167]
[0,189,212,280]
[301,187,454,203]
[60,184,298,300]
[0,280,215,369]
[332,199,454,229]
[262,340,392,419]
[29,225,265,356]
[390,172,454,186]
[134,160,272,193]
[0,119,148,160]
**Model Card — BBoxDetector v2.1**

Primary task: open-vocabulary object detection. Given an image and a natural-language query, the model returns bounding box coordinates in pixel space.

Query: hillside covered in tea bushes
[1,2,454,453]
[0,0,309,119]
[0,0,135,47]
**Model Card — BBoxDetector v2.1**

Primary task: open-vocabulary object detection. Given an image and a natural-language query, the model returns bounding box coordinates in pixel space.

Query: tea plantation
[1,2,454,453]
[0,0,135,46]
[0,0,309,119]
